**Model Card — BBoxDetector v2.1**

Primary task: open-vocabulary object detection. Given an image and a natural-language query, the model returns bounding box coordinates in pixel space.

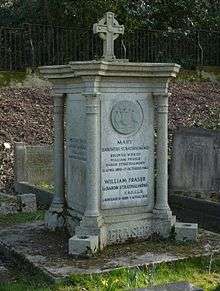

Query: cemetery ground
[0,71,220,290]
[0,211,220,290]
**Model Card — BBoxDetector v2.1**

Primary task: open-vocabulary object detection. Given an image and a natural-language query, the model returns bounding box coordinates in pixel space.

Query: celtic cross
[93,12,124,61]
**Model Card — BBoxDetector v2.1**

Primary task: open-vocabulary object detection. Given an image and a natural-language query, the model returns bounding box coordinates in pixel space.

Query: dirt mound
[0,82,219,193]
[0,88,53,192]
[169,82,220,130]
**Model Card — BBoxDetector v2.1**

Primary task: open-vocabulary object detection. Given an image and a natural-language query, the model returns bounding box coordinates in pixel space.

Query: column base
[45,204,65,230]
[153,208,173,220]
[152,209,175,239]
[69,235,99,257]
[68,214,107,256]
[76,215,104,235]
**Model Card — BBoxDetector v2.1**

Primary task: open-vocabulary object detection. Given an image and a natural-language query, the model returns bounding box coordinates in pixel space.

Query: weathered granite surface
[14,143,53,188]
[0,222,219,280]
[170,128,220,197]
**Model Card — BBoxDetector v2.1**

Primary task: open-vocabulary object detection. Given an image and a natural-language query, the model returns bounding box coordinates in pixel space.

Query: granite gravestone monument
[40,12,181,256]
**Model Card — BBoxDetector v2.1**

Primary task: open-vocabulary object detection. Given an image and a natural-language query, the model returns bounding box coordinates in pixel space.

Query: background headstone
[170,128,220,198]
[14,143,53,189]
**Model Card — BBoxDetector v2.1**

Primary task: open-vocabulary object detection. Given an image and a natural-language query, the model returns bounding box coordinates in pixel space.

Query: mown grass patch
[0,256,219,291]
[0,210,44,226]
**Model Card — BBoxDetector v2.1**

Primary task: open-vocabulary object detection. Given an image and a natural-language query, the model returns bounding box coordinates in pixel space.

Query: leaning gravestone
[39,12,187,256]
[170,128,220,198]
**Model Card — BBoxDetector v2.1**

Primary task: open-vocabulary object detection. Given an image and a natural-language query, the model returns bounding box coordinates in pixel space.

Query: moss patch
[0,71,27,87]
[0,210,44,226]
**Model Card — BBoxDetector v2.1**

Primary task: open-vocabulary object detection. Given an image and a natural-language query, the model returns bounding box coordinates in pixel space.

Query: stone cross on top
[93,12,124,61]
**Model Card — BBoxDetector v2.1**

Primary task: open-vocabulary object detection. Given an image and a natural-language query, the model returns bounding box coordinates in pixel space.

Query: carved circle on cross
[93,12,124,41]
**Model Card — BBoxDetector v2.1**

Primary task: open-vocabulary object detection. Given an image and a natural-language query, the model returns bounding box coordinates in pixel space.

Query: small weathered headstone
[17,193,37,213]
[14,143,53,188]
[170,128,220,198]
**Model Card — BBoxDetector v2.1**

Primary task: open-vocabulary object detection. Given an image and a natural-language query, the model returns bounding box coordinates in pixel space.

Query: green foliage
[0,256,219,291]
[0,0,220,31]
[36,182,54,192]
[0,71,27,87]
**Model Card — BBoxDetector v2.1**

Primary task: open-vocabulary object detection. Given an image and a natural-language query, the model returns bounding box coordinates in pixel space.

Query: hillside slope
[0,82,219,193]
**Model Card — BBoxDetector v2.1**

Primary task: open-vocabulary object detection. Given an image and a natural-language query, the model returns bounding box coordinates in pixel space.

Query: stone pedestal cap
[39,61,180,80]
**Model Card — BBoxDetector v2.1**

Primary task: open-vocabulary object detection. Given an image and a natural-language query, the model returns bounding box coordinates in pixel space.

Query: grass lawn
[0,256,219,291]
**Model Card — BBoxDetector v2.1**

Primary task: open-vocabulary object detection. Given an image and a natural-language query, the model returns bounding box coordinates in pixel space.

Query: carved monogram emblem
[111,101,143,135]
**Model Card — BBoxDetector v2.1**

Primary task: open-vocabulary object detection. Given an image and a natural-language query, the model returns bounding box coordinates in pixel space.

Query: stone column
[45,93,65,229]
[53,93,65,206]
[82,92,101,224]
[69,92,103,256]
[154,93,171,215]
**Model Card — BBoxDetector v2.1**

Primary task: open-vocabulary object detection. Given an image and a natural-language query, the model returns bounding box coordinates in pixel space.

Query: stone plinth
[39,61,180,256]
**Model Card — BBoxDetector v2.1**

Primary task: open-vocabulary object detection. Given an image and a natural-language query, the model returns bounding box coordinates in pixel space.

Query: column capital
[53,93,65,114]
[82,76,101,95]
[52,92,65,98]
[153,92,171,98]
[83,92,101,98]
[85,94,101,115]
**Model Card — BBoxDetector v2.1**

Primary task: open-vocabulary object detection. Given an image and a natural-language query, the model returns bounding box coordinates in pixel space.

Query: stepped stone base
[0,222,219,280]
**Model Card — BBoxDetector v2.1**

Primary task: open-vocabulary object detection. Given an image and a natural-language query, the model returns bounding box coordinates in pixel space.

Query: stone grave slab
[0,222,219,280]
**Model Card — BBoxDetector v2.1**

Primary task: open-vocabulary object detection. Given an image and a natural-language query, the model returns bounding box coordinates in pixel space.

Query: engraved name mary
[111,101,143,135]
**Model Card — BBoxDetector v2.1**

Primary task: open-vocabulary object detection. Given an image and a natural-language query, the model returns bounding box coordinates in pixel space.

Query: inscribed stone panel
[101,95,154,210]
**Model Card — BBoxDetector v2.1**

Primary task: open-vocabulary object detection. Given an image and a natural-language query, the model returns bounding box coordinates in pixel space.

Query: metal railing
[0,23,220,71]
